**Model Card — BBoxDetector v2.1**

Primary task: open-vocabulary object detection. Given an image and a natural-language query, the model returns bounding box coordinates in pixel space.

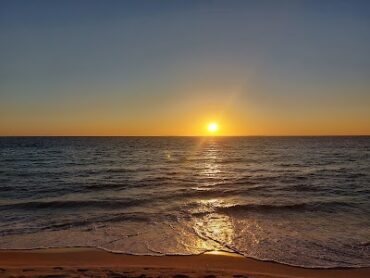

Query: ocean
[0,136,369,268]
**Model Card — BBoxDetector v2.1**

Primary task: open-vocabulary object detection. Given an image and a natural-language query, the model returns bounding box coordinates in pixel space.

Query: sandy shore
[0,248,369,278]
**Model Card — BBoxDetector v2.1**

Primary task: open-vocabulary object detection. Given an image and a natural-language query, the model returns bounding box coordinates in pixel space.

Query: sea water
[0,136,369,268]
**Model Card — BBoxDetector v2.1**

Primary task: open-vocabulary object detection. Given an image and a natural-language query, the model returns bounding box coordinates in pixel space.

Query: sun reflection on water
[189,139,237,252]
[192,212,235,252]
[200,139,222,180]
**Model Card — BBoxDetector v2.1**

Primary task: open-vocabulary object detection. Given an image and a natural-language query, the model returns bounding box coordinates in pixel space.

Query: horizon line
[1,134,370,137]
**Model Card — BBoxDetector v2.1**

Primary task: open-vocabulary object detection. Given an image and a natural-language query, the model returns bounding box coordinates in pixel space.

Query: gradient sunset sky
[1,0,369,136]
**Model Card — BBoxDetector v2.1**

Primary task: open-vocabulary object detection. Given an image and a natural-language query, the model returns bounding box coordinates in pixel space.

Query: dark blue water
[1,137,369,268]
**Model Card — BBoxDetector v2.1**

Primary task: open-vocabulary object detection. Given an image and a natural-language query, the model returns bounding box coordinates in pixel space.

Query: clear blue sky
[1,0,369,135]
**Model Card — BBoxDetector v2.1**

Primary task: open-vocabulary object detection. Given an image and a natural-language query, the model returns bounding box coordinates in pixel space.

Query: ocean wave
[0,199,144,211]
[214,200,357,214]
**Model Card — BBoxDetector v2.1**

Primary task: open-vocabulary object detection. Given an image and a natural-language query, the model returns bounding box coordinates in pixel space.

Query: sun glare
[207,122,219,133]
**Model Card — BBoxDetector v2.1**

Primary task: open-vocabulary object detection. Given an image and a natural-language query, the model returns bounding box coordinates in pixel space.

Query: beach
[0,248,369,278]
[2,0,370,276]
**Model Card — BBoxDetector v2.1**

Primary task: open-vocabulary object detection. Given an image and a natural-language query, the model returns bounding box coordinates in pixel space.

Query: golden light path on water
[189,138,237,254]
[161,137,262,256]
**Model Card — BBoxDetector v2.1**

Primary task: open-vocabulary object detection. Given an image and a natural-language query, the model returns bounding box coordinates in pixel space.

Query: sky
[1,0,370,136]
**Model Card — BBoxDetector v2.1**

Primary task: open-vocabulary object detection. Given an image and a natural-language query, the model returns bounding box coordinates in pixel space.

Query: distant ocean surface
[1,137,369,268]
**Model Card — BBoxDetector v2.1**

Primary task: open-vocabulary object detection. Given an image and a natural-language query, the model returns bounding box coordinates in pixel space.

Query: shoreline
[1,247,369,270]
[0,248,369,277]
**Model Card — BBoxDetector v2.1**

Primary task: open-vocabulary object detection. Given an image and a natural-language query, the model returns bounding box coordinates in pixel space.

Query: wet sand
[0,248,369,278]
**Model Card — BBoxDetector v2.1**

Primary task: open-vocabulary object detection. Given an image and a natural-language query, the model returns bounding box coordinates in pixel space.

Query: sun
[207,122,219,133]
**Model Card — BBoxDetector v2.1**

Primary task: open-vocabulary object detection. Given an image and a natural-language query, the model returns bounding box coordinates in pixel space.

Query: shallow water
[0,136,369,267]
